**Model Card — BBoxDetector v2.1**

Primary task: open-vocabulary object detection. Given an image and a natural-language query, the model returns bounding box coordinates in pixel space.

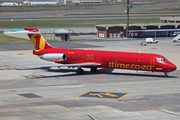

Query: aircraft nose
[167,63,177,72]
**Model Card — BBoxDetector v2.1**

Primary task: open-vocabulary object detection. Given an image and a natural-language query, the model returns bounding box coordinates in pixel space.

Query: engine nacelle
[39,53,66,62]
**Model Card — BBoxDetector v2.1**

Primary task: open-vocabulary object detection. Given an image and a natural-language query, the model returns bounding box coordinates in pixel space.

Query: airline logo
[108,61,152,70]
[24,28,52,50]
[31,34,45,50]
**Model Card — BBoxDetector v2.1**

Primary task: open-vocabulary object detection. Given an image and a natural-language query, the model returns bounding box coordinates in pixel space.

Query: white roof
[54,29,71,34]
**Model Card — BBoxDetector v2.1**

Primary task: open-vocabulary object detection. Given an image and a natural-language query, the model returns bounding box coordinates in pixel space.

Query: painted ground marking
[77,91,129,100]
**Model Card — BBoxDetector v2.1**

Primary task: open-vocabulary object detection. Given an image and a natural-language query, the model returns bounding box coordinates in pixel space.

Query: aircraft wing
[24,62,101,69]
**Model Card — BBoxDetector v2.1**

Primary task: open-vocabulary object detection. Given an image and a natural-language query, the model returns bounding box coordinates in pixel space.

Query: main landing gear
[90,68,97,72]
[76,67,97,74]
[77,67,84,74]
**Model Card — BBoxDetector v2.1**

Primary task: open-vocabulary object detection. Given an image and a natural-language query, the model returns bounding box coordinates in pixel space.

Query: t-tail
[24,28,53,50]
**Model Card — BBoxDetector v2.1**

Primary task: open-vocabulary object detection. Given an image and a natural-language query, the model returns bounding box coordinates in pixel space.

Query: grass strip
[0,18,159,28]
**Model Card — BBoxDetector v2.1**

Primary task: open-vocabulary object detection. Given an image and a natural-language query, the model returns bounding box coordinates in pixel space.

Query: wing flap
[25,63,101,69]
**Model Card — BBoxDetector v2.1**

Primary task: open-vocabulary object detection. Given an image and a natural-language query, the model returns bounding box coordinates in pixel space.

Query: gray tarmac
[1,15,180,21]
[1,3,180,20]
[0,38,180,120]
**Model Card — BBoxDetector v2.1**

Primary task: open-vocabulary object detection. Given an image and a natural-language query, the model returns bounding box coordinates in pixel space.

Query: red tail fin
[24,28,53,50]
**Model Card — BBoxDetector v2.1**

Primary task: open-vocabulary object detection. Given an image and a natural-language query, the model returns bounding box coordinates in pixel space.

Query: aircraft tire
[90,68,97,72]
[77,68,84,74]
[164,74,168,77]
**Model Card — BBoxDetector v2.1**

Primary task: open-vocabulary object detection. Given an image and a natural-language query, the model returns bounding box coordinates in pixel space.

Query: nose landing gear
[164,72,168,77]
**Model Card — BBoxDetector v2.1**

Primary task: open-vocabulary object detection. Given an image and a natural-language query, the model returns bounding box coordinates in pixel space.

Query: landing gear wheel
[164,74,168,77]
[164,72,168,77]
[77,68,84,74]
[90,68,97,72]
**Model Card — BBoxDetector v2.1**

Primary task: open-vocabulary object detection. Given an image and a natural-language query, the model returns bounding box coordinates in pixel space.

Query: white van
[146,38,158,43]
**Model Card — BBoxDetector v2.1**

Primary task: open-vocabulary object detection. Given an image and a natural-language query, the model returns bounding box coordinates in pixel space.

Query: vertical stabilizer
[24,28,53,50]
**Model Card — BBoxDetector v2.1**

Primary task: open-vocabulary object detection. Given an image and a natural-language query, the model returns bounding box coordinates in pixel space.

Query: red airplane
[6,28,177,77]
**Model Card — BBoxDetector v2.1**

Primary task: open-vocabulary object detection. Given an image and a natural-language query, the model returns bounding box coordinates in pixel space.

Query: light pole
[126,0,129,38]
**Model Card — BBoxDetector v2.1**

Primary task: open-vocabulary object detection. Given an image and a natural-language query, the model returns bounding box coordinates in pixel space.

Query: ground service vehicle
[146,38,158,43]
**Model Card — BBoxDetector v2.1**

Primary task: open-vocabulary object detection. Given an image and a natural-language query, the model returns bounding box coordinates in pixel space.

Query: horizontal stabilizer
[5,28,53,50]
[4,30,40,34]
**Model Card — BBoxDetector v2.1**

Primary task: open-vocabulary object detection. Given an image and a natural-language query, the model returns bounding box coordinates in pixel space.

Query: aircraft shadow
[23,68,178,78]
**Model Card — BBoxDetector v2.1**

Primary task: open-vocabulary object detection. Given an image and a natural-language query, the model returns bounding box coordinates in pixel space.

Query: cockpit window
[163,59,168,61]
[157,57,168,62]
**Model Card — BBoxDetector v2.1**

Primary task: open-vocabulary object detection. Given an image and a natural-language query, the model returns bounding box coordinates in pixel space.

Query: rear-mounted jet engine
[39,53,66,62]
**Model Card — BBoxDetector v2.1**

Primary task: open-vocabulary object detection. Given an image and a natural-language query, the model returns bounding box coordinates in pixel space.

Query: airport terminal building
[96,23,180,38]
